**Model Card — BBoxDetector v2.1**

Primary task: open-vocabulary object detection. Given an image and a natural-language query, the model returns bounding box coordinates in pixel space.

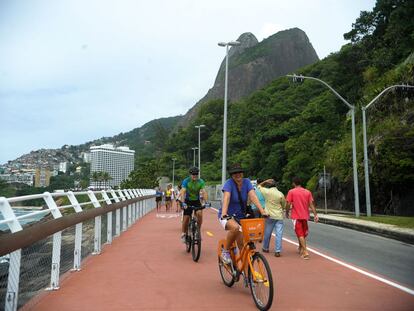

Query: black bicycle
[183,202,210,262]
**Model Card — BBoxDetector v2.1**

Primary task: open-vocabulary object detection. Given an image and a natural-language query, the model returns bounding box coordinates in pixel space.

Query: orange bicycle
[217,217,274,311]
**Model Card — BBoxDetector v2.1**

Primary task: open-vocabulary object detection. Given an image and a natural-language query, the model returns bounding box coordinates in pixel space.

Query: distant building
[81,152,91,163]
[0,173,34,186]
[34,168,51,187]
[90,144,135,189]
[59,162,67,173]
[75,166,82,174]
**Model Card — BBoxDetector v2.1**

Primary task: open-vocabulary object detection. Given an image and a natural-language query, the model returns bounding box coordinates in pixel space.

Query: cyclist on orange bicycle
[218,163,268,264]
[178,166,208,243]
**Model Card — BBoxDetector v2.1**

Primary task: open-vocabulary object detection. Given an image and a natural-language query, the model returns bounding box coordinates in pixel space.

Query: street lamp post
[172,158,176,189]
[362,84,414,217]
[218,40,241,186]
[287,74,361,217]
[195,124,206,178]
[191,147,198,167]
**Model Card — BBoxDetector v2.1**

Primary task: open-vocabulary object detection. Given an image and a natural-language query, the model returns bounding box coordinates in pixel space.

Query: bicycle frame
[184,204,208,262]
[230,241,262,282]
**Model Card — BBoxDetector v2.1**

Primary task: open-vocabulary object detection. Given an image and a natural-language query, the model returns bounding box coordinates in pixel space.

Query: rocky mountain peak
[228,32,259,58]
[180,27,319,126]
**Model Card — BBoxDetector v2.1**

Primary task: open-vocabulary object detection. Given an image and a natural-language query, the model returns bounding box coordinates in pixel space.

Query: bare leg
[225,219,243,250]
[182,215,190,235]
[298,236,309,257]
[297,237,302,254]
[195,210,203,230]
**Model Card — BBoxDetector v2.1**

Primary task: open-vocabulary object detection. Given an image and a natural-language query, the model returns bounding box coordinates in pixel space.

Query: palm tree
[102,172,112,189]
[91,171,100,189]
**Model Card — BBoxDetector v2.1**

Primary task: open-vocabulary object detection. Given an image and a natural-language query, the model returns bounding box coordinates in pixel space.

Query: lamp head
[228,41,241,46]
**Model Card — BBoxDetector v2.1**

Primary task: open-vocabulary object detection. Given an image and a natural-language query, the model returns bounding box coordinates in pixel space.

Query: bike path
[24,207,414,310]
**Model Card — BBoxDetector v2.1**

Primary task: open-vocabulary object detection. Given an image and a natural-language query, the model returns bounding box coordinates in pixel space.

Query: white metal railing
[0,188,156,311]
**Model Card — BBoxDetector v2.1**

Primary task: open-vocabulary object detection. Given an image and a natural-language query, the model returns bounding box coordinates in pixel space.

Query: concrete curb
[314,216,414,245]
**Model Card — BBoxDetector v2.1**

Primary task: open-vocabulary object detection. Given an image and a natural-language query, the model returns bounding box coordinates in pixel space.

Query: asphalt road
[283,220,414,289]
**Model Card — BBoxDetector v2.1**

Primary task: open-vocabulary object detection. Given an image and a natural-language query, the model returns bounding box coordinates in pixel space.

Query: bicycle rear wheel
[191,223,201,262]
[248,252,274,311]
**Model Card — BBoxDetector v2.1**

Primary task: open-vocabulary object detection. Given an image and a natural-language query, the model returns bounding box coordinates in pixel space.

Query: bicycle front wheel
[217,240,235,287]
[191,223,201,262]
[248,252,274,311]
[185,225,192,253]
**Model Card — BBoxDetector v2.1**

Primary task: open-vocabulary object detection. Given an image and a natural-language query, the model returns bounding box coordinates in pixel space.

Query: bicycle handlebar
[180,202,211,210]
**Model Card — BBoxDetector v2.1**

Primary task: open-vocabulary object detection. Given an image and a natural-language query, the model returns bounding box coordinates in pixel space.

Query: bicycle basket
[240,218,265,242]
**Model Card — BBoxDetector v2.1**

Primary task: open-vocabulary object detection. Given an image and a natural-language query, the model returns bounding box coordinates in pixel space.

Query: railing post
[1,197,23,311]
[117,190,127,231]
[44,192,63,290]
[137,189,143,218]
[87,191,102,255]
[132,189,139,221]
[101,191,113,244]
[123,190,132,227]
[127,190,136,222]
[66,191,83,271]
[110,190,121,236]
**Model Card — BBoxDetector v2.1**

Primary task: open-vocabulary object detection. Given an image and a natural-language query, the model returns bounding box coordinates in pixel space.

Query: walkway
[22,207,414,310]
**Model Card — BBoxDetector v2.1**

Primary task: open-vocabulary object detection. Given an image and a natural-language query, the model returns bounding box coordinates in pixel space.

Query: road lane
[283,219,414,289]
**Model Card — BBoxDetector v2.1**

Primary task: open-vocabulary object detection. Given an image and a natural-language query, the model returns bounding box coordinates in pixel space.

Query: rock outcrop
[181,28,319,125]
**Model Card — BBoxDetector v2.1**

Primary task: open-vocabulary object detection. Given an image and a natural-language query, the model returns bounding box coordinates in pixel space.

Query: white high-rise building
[59,162,67,173]
[90,144,135,189]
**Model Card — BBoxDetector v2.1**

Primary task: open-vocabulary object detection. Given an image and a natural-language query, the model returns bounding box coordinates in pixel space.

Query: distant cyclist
[219,163,268,264]
[178,167,208,243]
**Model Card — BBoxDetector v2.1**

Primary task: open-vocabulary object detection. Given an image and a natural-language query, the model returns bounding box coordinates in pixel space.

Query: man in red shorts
[286,176,319,259]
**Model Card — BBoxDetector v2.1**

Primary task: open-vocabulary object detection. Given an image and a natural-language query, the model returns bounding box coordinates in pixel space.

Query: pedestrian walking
[286,176,318,260]
[250,178,265,217]
[257,179,286,257]
[155,187,162,212]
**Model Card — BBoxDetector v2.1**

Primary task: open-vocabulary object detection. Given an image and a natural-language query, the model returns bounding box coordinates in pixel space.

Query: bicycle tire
[217,241,235,287]
[185,223,192,253]
[248,252,274,311]
[191,223,201,262]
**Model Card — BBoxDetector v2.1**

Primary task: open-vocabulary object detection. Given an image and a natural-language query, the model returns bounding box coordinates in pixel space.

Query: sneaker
[262,248,269,253]
[221,250,232,264]
[275,252,281,257]
[181,233,186,244]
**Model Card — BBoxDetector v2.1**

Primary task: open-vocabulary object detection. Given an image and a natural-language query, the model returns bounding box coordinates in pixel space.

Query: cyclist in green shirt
[178,167,208,243]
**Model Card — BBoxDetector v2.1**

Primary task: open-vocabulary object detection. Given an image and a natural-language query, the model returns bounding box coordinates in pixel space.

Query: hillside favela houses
[89,144,135,189]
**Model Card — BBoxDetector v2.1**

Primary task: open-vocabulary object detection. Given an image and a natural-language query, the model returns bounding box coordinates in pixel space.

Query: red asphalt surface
[24,205,414,311]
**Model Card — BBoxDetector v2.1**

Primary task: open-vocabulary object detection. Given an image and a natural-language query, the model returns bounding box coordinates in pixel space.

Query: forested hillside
[123,0,414,216]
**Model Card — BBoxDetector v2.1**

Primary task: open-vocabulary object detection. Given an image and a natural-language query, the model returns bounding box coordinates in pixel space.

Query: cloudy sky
[0,0,376,164]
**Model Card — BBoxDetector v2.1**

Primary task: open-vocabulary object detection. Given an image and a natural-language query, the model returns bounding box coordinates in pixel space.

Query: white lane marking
[211,206,414,296]
[156,213,181,218]
[281,236,414,296]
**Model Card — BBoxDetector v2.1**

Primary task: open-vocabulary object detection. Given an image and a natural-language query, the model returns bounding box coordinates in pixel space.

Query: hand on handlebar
[179,201,187,209]
[203,202,211,208]
[261,210,269,217]
[221,214,232,220]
